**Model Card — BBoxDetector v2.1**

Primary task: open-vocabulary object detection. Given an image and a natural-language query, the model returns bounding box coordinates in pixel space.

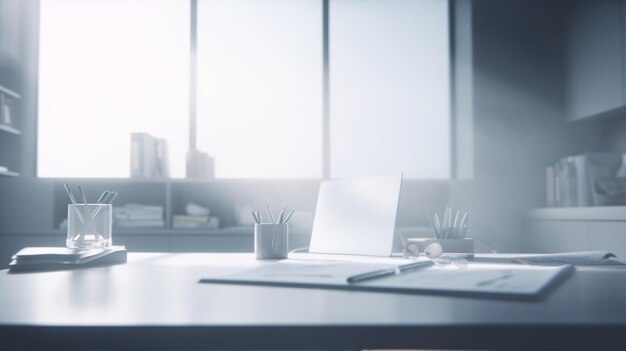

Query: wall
[462,0,609,252]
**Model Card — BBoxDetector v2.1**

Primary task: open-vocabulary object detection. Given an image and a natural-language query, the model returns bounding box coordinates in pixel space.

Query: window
[37,0,449,179]
[330,0,450,178]
[196,0,323,178]
[38,0,189,177]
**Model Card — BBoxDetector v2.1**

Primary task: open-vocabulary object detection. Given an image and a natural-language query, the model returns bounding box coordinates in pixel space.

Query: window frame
[37,0,455,180]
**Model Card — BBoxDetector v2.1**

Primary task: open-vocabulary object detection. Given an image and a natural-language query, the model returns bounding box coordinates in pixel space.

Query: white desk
[1,253,626,350]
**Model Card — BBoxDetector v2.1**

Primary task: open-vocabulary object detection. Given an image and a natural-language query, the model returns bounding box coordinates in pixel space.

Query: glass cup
[254,223,288,259]
[67,204,112,249]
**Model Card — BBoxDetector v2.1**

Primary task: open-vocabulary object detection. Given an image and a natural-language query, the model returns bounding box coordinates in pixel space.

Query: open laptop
[308,174,403,257]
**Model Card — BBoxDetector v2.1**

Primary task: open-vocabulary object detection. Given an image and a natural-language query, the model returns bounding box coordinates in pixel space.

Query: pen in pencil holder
[254,223,288,259]
[67,204,112,249]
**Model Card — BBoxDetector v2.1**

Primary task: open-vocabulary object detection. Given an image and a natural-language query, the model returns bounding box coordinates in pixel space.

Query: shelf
[42,177,323,183]
[0,170,19,177]
[48,227,311,237]
[0,124,20,135]
[115,228,254,236]
[528,206,626,221]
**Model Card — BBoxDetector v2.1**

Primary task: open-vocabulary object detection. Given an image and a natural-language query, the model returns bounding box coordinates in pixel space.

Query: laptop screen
[308,174,403,256]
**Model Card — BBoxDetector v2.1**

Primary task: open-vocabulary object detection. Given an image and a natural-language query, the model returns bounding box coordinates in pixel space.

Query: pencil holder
[254,223,288,259]
[67,204,112,249]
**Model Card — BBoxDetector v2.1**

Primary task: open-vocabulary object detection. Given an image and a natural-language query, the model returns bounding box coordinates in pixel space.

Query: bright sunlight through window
[37,0,449,179]
[38,0,189,178]
[196,0,323,178]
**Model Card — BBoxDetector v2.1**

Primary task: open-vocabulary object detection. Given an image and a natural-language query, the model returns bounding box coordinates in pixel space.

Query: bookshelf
[0,170,19,178]
[0,178,317,259]
[51,179,319,235]
[529,206,626,221]
[0,84,21,177]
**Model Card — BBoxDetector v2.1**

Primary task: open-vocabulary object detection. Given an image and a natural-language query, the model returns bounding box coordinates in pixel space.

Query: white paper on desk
[366,263,573,297]
[199,260,574,299]
[204,260,404,283]
[473,251,625,266]
[513,252,624,266]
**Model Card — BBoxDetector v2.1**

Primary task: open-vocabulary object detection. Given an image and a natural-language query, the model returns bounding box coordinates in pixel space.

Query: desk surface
[1,253,626,350]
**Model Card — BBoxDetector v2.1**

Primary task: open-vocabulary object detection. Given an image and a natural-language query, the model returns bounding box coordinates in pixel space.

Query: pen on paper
[347,261,434,284]
[476,272,513,287]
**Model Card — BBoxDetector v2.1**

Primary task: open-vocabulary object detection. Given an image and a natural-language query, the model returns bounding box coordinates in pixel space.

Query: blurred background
[1,0,625,266]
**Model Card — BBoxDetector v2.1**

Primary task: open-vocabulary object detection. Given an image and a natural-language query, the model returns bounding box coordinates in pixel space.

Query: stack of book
[130,133,169,178]
[113,204,164,229]
[9,246,127,272]
[172,215,220,230]
[547,153,623,207]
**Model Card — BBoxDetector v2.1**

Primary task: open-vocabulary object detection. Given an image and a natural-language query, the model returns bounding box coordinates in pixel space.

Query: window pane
[197,0,323,179]
[330,0,450,179]
[38,0,189,178]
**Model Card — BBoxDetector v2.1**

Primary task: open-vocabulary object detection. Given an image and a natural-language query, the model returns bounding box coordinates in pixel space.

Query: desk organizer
[254,223,288,259]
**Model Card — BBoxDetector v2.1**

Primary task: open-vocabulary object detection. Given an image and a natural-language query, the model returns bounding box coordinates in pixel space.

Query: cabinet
[526,207,626,257]
[564,0,626,121]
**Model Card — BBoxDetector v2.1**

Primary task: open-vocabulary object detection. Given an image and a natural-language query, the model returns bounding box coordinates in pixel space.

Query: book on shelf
[0,91,14,127]
[130,133,169,178]
[113,204,164,228]
[546,165,555,207]
[113,204,163,217]
[115,219,165,228]
[173,215,209,222]
[172,215,219,230]
[552,153,623,207]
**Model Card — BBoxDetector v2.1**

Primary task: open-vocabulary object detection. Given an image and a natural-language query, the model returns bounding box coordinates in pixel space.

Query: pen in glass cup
[78,185,92,219]
[88,191,110,220]
[63,183,85,224]
[251,210,260,224]
[91,191,117,218]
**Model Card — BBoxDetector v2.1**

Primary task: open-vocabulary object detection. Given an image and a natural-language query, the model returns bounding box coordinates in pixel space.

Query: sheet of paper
[221,259,402,284]
[367,263,572,296]
[514,252,623,265]
[474,252,625,266]
[200,259,573,299]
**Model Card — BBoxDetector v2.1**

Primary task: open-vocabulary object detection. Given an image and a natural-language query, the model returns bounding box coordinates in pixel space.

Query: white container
[67,204,112,249]
[408,238,474,257]
[254,223,288,259]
